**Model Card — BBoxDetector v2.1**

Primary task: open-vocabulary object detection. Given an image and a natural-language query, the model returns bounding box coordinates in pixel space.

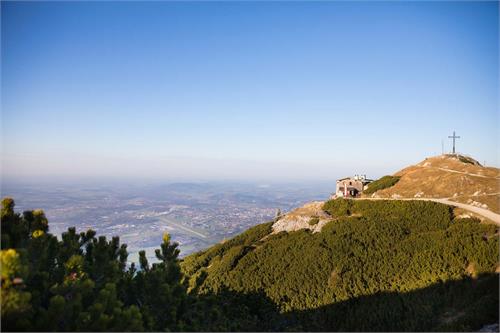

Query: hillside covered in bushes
[182,199,499,331]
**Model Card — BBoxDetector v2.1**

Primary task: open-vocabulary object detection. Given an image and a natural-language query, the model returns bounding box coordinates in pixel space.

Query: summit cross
[448,131,460,154]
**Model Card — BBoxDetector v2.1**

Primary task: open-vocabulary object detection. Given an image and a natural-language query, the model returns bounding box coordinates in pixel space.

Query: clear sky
[1,1,498,182]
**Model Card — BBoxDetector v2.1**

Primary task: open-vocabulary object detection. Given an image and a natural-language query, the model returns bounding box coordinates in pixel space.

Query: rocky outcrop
[271,201,331,234]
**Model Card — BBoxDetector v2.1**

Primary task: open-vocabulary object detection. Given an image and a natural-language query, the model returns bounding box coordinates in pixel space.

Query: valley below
[1,181,333,261]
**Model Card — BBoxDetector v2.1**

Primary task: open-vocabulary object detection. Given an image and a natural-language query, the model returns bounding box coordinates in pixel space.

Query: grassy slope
[372,155,500,213]
[181,200,499,331]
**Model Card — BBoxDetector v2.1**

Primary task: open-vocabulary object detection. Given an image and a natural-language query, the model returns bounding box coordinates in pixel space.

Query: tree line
[1,197,274,331]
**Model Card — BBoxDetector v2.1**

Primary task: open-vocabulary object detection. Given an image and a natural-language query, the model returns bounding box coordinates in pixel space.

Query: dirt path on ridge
[415,165,500,180]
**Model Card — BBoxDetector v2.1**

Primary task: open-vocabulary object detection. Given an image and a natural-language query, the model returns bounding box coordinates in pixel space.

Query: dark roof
[336,177,352,182]
[337,177,373,183]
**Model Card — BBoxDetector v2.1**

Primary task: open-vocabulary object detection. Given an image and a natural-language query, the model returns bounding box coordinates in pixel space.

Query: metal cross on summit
[448,131,460,154]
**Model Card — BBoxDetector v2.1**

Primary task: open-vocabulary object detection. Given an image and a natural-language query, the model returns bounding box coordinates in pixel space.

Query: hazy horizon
[2,1,498,183]
[0,151,443,184]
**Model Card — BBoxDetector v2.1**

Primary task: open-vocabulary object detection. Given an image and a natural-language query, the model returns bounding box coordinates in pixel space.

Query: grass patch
[308,216,320,226]
[364,175,400,194]
[458,155,477,165]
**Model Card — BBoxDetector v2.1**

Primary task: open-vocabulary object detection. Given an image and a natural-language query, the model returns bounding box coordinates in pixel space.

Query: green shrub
[308,216,320,226]
[181,222,273,277]
[322,198,353,217]
[363,175,400,194]
[1,199,186,332]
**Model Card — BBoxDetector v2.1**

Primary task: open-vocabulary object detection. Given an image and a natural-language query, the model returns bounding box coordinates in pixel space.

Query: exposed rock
[272,201,331,234]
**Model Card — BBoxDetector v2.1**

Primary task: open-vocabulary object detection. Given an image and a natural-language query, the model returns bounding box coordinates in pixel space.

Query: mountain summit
[270,154,500,235]
[366,154,500,214]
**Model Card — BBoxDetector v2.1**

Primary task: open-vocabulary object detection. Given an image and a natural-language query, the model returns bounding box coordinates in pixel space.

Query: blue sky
[1,1,498,182]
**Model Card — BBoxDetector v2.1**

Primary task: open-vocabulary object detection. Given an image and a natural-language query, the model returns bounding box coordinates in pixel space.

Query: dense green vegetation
[1,197,277,331]
[2,196,499,331]
[181,222,273,280]
[183,199,499,331]
[363,175,400,194]
[1,197,188,331]
[308,216,320,226]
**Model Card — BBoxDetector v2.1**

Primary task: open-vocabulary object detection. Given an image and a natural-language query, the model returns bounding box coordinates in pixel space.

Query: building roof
[336,177,352,182]
[337,177,374,182]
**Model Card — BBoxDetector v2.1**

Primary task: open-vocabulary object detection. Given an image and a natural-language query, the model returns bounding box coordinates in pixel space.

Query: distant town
[2,181,332,261]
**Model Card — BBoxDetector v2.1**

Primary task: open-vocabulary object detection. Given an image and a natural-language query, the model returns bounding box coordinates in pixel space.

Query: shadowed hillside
[175,273,500,331]
[182,200,499,331]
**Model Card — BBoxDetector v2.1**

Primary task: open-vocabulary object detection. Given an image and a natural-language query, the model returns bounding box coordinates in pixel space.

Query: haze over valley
[1,181,332,261]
